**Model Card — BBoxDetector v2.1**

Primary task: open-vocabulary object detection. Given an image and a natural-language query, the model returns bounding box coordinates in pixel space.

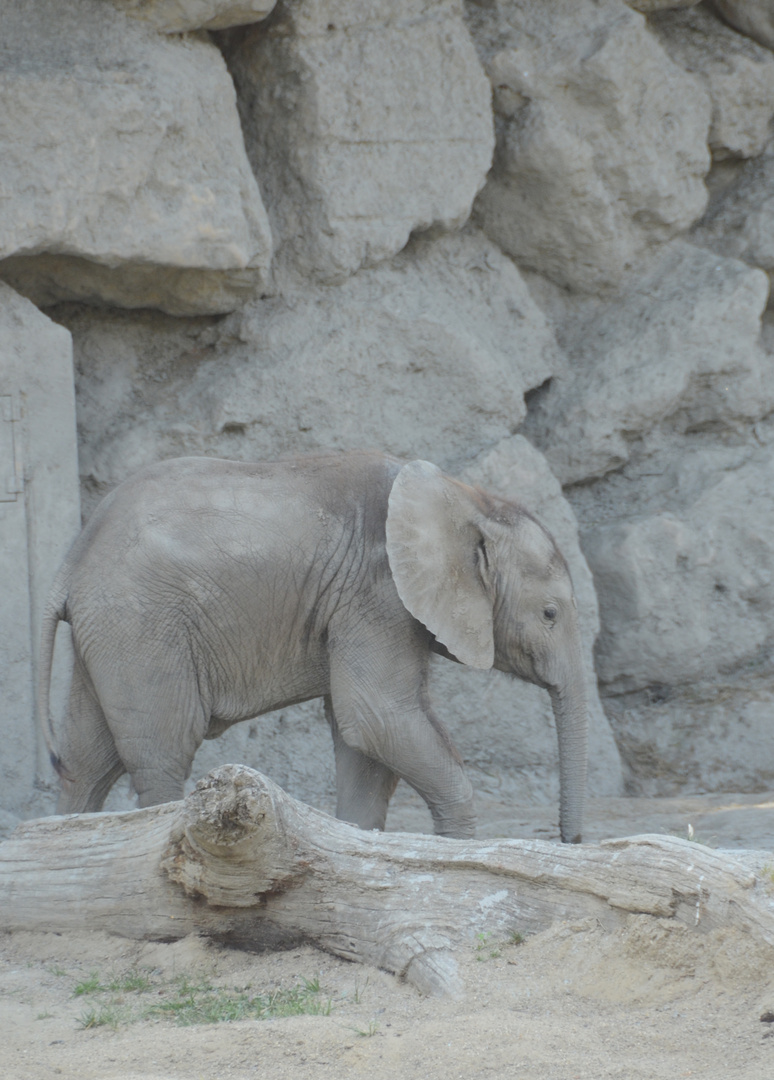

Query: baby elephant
[39,451,588,841]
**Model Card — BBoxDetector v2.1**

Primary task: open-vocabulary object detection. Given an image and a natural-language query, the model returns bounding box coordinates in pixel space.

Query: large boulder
[582,439,774,693]
[601,672,774,796]
[651,5,774,161]
[520,242,771,484]
[64,229,557,513]
[576,430,774,797]
[221,0,494,282]
[466,0,711,293]
[0,0,272,316]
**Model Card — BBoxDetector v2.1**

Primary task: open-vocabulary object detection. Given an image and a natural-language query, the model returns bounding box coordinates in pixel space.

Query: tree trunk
[1,765,771,996]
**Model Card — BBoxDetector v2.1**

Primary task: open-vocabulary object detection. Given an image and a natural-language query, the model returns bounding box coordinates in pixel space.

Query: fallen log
[2,765,773,996]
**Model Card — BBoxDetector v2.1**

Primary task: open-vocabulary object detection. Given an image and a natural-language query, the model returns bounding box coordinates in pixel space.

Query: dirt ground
[4,789,774,1080]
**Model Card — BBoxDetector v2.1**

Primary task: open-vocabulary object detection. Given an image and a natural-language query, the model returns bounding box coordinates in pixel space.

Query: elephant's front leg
[327,626,475,838]
[325,696,400,831]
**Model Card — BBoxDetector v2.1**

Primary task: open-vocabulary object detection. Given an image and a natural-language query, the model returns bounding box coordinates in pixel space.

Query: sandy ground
[4,789,774,1080]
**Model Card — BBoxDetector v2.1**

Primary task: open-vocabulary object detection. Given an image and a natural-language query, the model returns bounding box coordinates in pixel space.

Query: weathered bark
[2,765,772,996]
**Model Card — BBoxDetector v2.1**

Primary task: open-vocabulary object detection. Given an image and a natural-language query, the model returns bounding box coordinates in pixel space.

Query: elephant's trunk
[549,674,588,845]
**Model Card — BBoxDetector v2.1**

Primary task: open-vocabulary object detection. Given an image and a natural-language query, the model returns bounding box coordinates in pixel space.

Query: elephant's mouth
[500,647,552,691]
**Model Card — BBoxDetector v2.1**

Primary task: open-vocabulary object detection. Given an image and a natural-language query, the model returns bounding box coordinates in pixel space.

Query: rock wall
[2,0,774,827]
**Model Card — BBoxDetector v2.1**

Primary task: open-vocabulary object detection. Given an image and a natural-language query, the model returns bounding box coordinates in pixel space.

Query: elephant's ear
[386,460,495,670]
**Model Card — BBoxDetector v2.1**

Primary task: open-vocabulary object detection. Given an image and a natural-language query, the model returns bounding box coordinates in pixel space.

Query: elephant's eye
[544,606,557,621]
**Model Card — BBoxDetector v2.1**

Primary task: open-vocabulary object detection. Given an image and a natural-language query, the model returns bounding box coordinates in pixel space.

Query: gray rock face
[708,0,774,50]
[113,0,275,33]
[521,243,771,484]
[467,0,711,292]
[581,439,774,693]
[8,0,774,819]
[571,425,774,796]
[602,676,774,796]
[651,5,774,161]
[693,152,774,299]
[0,0,271,315]
[222,0,494,282]
[63,229,555,509]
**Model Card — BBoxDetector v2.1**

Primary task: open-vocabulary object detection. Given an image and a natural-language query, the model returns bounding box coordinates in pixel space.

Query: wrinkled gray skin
[39,451,588,841]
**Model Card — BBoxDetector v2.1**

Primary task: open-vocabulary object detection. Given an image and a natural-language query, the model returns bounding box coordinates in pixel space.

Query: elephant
[38,450,588,842]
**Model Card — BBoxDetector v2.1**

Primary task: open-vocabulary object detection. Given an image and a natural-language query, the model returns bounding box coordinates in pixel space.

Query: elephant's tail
[36,570,73,783]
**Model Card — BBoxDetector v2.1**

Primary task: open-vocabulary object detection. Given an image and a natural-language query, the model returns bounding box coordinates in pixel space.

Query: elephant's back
[65,451,403,600]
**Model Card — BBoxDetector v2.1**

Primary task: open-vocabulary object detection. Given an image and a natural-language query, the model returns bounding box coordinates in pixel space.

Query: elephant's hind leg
[56,654,126,814]
[98,660,208,809]
[325,696,399,831]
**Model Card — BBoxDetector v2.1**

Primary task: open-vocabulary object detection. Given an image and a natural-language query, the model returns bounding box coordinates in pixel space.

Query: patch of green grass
[66,966,332,1031]
[73,972,103,997]
[145,975,332,1027]
[35,1011,54,1021]
[105,970,154,994]
[507,930,526,946]
[46,965,68,978]
[77,1003,125,1030]
[72,967,158,999]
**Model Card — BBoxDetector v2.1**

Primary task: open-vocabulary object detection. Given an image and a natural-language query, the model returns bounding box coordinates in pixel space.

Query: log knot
[163,765,310,907]
[185,766,271,854]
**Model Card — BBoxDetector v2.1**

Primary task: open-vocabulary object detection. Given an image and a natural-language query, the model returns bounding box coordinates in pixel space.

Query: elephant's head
[385,460,588,844]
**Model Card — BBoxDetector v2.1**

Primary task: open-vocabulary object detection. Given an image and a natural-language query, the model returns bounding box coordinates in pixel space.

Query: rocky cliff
[2,0,773,826]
